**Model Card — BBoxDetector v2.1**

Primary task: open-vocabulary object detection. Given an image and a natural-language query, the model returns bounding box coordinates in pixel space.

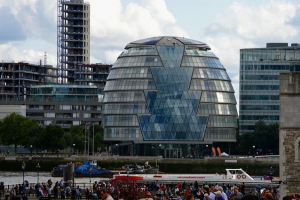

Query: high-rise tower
[57,0,90,84]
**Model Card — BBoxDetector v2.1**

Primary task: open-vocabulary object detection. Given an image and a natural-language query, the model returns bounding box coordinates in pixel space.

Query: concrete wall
[0,105,26,119]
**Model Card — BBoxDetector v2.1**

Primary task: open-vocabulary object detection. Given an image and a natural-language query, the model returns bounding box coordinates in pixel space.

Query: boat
[51,160,115,178]
[119,161,160,174]
[113,168,275,184]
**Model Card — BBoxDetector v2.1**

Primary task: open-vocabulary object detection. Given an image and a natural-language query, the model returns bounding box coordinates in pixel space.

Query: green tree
[238,120,279,155]
[0,113,35,154]
[42,124,65,153]
[26,125,45,153]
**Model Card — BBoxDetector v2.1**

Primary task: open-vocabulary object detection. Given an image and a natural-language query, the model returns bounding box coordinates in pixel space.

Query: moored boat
[113,168,275,184]
[51,160,114,178]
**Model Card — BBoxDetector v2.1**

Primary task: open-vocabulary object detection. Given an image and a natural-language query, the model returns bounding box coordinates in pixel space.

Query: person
[194,181,199,189]
[76,185,81,200]
[236,189,243,200]
[282,196,292,200]
[100,188,114,200]
[203,193,209,200]
[218,187,228,200]
[186,194,195,200]
[240,182,246,195]
[241,194,259,200]
[156,188,164,200]
[264,193,274,200]
[175,191,182,200]
[256,184,261,196]
[216,191,225,200]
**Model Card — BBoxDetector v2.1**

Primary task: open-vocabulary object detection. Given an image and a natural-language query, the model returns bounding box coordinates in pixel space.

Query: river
[0,171,109,188]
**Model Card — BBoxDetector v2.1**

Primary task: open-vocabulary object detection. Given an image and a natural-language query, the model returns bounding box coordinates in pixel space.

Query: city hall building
[102,36,238,157]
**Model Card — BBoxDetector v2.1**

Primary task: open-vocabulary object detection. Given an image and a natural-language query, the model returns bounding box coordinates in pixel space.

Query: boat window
[229,170,235,174]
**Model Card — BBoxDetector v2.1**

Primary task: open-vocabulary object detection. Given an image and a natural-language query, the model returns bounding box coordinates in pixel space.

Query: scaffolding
[57,0,90,84]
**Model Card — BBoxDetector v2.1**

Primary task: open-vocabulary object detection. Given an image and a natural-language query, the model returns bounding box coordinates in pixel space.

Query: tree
[42,125,65,153]
[0,113,36,154]
[237,120,279,155]
[25,125,45,153]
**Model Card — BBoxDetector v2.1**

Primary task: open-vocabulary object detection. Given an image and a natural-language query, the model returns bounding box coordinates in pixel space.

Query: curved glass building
[103,36,237,157]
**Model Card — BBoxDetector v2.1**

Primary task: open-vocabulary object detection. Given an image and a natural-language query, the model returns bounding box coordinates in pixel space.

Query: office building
[103,36,238,157]
[0,61,111,129]
[239,43,300,135]
[57,0,90,84]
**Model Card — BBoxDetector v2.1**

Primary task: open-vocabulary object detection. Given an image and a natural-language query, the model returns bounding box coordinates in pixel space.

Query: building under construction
[57,0,90,84]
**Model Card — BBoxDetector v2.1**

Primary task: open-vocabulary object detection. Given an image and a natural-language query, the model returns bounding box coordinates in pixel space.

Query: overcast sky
[0,0,300,113]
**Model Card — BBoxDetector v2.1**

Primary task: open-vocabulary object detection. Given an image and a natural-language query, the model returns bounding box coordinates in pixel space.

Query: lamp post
[30,145,32,157]
[22,162,26,184]
[206,145,209,157]
[73,144,75,155]
[158,144,161,156]
[116,144,118,155]
[252,145,255,157]
[151,146,154,156]
[36,163,41,184]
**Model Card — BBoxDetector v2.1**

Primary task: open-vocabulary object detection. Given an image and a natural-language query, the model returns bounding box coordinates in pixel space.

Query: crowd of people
[145,181,281,200]
[0,179,295,200]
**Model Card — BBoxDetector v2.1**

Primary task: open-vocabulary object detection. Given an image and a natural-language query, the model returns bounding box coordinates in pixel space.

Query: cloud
[204,1,300,75]
[203,1,300,114]
[90,0,189,63]
[0,7,26,43]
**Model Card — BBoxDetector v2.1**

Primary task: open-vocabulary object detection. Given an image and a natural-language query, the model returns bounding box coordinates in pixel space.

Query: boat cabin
[225,169,254,181]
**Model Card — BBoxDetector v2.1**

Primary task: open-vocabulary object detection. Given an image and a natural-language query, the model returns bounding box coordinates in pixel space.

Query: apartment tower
[57,0,90,84]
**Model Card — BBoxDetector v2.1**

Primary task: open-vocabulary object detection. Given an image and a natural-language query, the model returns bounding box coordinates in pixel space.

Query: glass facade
[103,36,238,147]
[239,43,300,134]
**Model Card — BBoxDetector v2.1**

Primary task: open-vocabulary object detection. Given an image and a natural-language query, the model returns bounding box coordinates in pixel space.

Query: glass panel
[205,128,236,139]
[104,79,157,91]
[198,103,237,115]
[190,80,234,92]
[192,68,229,79]
[104,127,142,139]
[120,47,158,56]
[107,68,152,79]
[208,116,237,127]
[112,56,163,68]
[151,68,192,91]
[184,48,217,57]
[103,91,146,102]
[102,103,149,114]
[103,115,139,126]
[200,92,236,103]
[181,56,224,69]
[157,46,184,68]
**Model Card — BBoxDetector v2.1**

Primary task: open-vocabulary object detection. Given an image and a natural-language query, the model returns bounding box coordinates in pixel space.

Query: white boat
[113,168,273,184]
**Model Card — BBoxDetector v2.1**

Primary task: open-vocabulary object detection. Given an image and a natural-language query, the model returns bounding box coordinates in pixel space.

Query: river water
[0,171,109,188]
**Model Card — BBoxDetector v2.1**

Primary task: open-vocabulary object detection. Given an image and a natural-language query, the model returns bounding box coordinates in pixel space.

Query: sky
[0,0,300,113]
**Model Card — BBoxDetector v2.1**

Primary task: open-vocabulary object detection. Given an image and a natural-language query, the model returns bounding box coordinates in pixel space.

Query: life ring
[237,174,241,179]
[242,174,246,179]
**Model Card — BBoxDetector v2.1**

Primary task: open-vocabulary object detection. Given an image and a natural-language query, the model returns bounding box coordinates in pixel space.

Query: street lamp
[36,163,41,184]
[158,144,161,156]
[22,162,26,184]
[73,144,75,155]
[30,145,32,157]
[206,145,209,156]
[252,145,256,157]
[116,144,118,155]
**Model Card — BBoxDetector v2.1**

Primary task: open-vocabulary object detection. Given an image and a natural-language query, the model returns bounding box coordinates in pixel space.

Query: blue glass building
[103,36,238,157]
